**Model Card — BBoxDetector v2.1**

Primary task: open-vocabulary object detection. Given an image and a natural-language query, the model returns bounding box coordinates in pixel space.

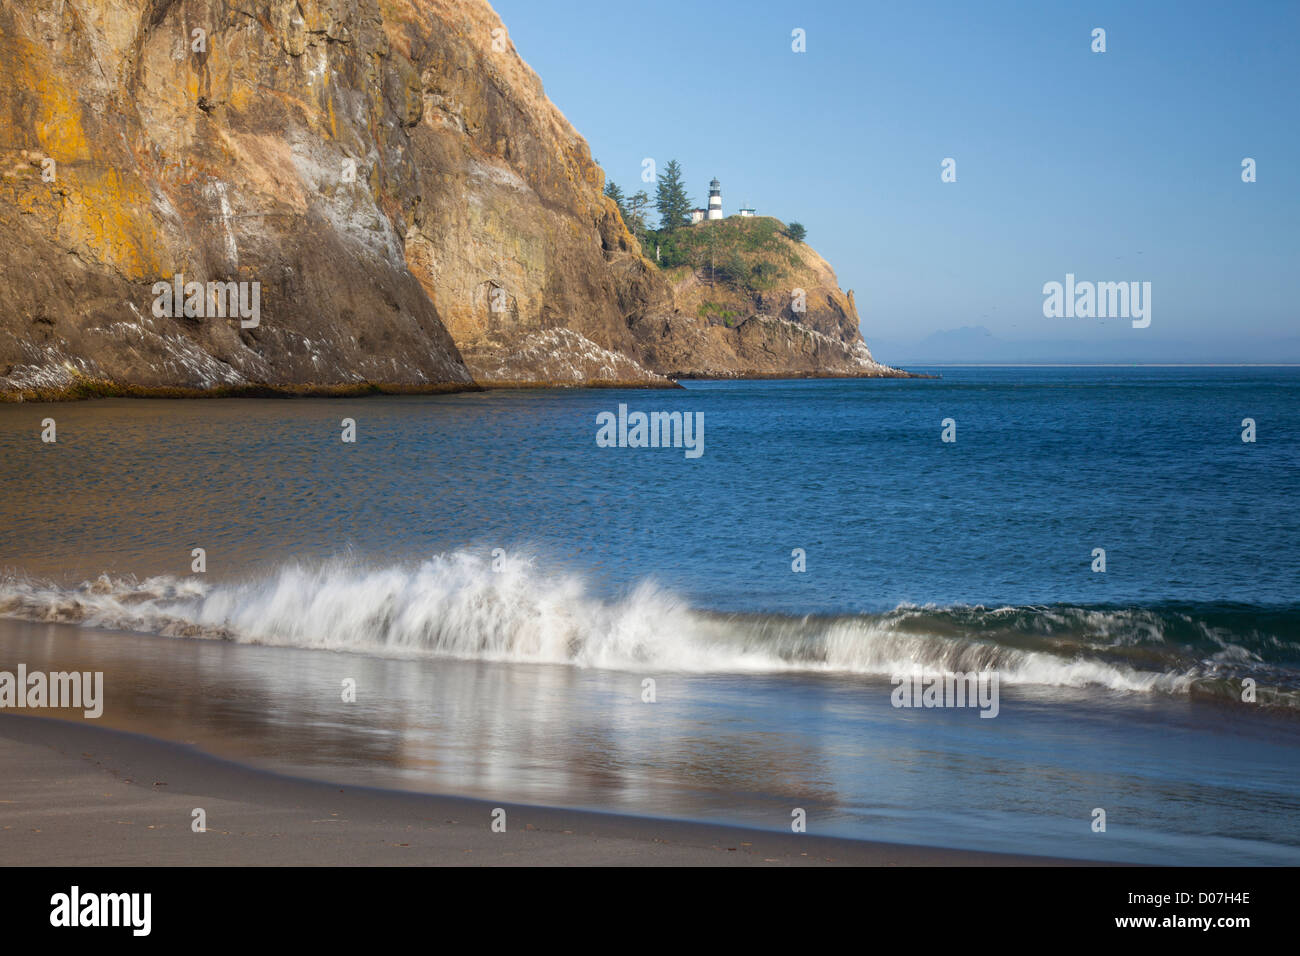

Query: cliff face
[0,0,900,398]
[0,0,476,394]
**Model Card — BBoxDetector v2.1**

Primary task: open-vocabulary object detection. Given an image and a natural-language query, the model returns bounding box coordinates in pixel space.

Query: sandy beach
[1,715,1090,867]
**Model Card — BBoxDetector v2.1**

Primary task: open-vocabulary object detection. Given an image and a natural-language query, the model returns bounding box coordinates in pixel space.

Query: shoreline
[0,380,485,404]
[0,370,940,403]
[0,714,1095,867]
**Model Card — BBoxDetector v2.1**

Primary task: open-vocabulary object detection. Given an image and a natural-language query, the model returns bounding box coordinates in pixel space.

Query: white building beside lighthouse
[688,177,757,225]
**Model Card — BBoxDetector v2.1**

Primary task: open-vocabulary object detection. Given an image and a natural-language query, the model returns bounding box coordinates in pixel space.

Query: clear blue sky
[491,0,1298,361]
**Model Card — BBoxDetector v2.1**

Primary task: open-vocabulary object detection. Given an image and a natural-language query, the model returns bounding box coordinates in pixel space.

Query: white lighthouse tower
[707,177,722,220]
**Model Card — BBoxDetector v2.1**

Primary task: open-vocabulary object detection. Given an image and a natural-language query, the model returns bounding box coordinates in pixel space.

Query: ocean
[2,367,1298,864]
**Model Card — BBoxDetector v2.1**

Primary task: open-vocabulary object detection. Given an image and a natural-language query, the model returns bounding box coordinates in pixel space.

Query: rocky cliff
[634,216,892,379]
[0,0,902,399]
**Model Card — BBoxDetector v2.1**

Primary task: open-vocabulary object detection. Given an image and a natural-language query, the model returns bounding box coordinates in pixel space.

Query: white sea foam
[0,552,1239,698]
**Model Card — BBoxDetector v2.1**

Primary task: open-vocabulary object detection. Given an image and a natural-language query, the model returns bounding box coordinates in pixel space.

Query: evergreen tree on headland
[654,159,692,233]
[603,179,627,218]
[624,190,651,245]
[785,222,807,243]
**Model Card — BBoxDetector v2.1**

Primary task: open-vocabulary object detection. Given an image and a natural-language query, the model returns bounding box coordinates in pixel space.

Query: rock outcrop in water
[0,0,904,398]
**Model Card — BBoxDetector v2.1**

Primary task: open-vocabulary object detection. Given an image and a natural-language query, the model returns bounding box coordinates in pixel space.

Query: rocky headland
[0,0,908,399]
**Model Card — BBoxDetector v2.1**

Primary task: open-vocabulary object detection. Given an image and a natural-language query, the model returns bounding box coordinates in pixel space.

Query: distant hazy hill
[871,326,1300,365]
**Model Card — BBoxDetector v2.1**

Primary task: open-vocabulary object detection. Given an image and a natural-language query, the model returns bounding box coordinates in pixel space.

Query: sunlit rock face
[0,0,898,397]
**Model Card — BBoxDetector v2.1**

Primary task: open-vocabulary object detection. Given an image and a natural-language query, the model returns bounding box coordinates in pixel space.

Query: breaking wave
[2,552,1298,708]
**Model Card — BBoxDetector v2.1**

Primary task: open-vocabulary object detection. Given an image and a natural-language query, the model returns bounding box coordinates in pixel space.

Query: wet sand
[0,715,1090,866]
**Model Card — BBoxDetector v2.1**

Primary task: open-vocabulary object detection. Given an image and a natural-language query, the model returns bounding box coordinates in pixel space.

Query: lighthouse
[707,177,722,220]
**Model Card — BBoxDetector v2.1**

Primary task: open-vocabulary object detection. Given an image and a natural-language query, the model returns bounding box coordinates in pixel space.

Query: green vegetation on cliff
[656,217,802,293]
[599,160,812,297]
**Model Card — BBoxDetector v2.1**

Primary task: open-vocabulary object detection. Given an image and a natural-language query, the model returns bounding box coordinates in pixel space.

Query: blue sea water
[7,367,1299,608]
[1,367,1298,863]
